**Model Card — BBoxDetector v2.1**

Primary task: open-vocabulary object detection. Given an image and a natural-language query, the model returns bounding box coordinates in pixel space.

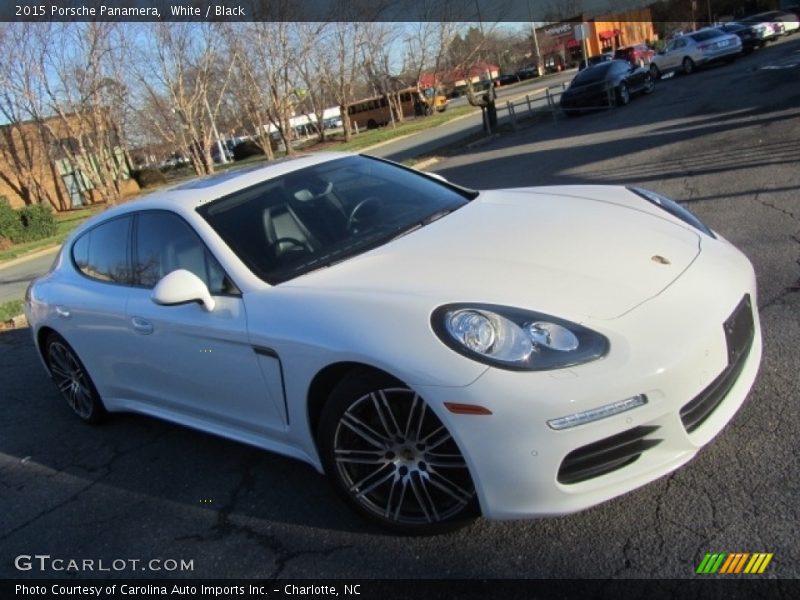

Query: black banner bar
[3,579,800,600]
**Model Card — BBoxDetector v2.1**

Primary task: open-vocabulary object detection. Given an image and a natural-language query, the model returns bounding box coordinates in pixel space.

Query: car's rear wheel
[44,333,107,424]
[683,57,695,74]
[616,82,630,106]
[318,370,478,534]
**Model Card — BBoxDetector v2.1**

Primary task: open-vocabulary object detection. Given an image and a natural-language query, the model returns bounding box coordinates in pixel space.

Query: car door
[61,215,134,401]
[662,38,684,70]
[124,209,288,438]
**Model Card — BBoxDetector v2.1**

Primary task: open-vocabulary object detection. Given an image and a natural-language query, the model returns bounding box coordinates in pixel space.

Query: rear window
[690,29,724,42]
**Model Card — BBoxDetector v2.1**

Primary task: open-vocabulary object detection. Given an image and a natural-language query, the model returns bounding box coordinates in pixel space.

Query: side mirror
[152,269,215,312]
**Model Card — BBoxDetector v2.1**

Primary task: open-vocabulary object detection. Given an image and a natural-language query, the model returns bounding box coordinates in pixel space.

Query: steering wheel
[273,237,312,255]
[347,197,382,232]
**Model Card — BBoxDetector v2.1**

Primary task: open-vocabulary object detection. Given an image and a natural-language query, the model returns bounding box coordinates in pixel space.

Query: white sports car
[25,153,761,534]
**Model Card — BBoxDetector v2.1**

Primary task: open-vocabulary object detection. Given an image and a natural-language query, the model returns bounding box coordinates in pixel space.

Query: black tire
[643,73,655,95]
[318,369,478,534]
[44,332,107,424]
[366,119,378,130]
[616,82,630,106]
[650,63,661,79]
[682,57,695,74]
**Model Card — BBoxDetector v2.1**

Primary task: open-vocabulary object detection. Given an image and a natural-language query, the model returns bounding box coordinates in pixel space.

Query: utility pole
[527,0,542,76]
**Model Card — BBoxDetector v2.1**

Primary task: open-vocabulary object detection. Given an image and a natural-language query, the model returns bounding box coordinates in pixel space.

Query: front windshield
[197,155,475,285]
[572,62,613,84]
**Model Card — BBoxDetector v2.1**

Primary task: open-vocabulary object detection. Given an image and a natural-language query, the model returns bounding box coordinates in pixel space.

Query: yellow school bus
[346,86,448,130]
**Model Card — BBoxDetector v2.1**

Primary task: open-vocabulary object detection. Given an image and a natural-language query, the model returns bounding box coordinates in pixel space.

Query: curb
[466,133,501,150]
[0,244,60,271]
[358,108,482,154]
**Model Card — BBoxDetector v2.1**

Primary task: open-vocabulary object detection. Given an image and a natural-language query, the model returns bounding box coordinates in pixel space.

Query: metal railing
[498,80,617,129]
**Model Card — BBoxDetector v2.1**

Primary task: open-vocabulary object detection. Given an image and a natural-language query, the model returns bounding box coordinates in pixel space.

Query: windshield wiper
[389,208,454,242]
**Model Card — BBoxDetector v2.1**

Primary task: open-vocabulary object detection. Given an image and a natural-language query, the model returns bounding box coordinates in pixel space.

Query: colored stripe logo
[696,552,773,574]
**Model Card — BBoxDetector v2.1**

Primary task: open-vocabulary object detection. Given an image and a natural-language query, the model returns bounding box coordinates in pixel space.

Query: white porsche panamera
[25,152,761,534]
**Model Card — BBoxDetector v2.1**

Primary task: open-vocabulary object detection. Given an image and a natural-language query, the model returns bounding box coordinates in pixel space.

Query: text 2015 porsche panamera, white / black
[26,153,761,534]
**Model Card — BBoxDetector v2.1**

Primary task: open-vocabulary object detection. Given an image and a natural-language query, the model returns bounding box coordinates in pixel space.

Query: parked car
[739,15,784,43]
[492,73,520,87]
[561,60,655,114]
[613,44,656,67]
[577,53,613,71]
[755,10,800,35]
[515,64,540,80]
[650,29,742,78]
[718,22,763,53]
[26,153,761,534]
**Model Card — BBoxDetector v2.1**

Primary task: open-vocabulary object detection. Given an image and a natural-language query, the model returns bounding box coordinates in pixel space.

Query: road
[0,251,57,304]
[371,70,576,163]
[1,36,798,583]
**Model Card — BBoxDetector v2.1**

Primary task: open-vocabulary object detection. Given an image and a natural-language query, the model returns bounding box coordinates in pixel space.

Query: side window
[133,211,231,295]
[72,217,131,283]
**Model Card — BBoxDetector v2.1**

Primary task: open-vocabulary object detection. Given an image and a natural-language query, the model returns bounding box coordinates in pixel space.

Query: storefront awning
[598,29,621,40]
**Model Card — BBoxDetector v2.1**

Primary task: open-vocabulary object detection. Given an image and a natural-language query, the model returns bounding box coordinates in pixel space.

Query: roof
[71,152,355,235]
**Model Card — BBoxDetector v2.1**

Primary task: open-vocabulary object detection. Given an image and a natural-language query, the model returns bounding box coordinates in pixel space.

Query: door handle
[131,316,154,335]
[55,305,71,318]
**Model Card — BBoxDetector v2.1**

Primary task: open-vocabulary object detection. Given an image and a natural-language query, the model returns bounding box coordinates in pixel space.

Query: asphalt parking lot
[1,37,799,581]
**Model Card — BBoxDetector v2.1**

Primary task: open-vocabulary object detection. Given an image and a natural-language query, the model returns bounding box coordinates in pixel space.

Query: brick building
[0,113,138,212]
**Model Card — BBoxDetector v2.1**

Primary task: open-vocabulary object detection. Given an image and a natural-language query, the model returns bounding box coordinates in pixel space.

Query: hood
[284,186,701,320]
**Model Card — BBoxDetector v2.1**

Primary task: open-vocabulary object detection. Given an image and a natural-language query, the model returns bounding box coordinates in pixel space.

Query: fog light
[547,394,648,430]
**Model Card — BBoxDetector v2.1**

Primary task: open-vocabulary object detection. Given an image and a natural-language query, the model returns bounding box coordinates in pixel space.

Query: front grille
[557,425,662,485]
[680,294,755,433]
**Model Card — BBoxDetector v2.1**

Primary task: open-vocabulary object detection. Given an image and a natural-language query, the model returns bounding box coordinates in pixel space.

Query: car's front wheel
[44,332,107,424]
[683,57,695,74]
[649,63,661,79]
[616,82,630,106]
[643,74,655,94]
[318,370,478,534]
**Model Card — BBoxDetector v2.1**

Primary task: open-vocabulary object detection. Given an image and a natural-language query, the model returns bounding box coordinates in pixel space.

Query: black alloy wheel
[45,333,107,424]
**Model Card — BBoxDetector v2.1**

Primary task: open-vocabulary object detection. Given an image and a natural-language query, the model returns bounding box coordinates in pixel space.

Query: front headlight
[432,304,609,371]
[628,187,716,238]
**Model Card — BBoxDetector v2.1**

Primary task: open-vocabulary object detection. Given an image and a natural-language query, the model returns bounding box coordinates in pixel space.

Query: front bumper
[416,240,761,519]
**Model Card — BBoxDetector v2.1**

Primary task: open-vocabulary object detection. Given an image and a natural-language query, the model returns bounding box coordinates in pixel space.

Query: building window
[56,158,93,208]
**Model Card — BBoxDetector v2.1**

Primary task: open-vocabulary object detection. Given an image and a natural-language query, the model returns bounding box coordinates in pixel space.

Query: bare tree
[319,21,366,142]
[129,23,237,175]
[0,22,136,209]
[403,6,458,95]
[294,22,334,144]
[0,23,60,208]
[359,23,409,125]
